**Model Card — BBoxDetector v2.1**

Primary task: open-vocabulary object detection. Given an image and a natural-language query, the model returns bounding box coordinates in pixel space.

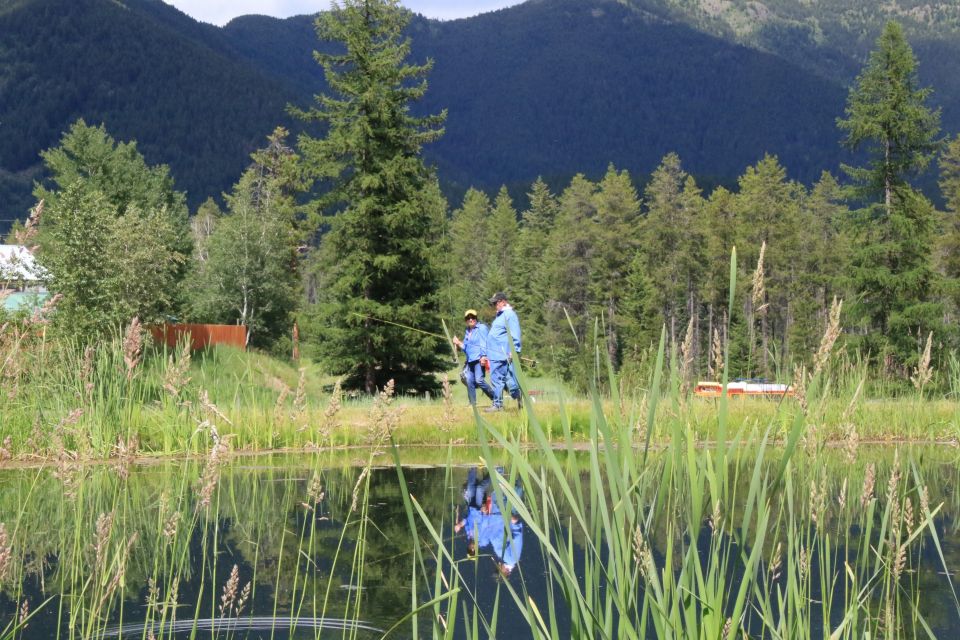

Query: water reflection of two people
[455,466,523,576]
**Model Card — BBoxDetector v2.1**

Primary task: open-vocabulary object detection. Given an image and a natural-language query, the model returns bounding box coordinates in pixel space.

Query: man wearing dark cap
[485,292,522,411]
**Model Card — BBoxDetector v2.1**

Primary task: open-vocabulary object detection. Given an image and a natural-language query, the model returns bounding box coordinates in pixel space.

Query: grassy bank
[1,318,960,460]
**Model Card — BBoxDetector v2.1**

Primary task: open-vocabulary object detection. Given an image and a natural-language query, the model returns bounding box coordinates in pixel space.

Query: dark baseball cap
[489,292,508,305]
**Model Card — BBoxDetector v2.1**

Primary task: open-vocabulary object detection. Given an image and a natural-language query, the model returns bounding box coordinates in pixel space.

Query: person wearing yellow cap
[452,309,494,406]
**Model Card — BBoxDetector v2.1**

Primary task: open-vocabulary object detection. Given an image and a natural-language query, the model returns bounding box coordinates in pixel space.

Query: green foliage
[939,135,960,323]
[441,188,491,318]
[838,23,944,367]
[482,186,518,296]
[186,129,301,349]
[35,121,190,337]
[297,0,448,393]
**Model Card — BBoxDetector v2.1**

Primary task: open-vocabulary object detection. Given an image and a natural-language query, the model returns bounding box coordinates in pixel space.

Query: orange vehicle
[694,379,792,398]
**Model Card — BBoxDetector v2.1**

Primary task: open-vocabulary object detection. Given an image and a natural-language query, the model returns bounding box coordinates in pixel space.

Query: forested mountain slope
[0,0,299,226]
[227,0,849,192]
[1,0,957,229]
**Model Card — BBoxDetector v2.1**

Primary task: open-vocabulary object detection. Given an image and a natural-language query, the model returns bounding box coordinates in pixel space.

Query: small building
[0,244,49,314]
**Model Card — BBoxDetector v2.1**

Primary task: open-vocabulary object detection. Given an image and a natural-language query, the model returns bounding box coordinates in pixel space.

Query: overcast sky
[165,1,525,25]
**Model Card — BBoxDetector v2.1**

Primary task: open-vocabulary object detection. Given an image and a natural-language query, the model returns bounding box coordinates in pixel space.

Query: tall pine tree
[837,21,943,367]
[297,0,448,393]
[938,135,960,332]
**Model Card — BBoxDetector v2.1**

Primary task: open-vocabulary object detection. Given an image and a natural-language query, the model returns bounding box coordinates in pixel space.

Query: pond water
[0,446,958,638]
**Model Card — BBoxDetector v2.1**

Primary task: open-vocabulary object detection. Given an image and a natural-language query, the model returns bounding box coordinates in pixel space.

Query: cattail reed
[197,436,230,510]
[14,199,43,248]
[709,327,723,380]
[17,599,29,628]
[632,525,653,579]
[162,339,192,399]
[791,363,808,415]
[678,316,694,397]
[440,374,454,430]
[910,331,933,391]
[123,316,144,380]
[813,297,842,377]
[162,511,181,540]
[861,463,876,508]
[751,241,767,314]
[369,379,400,446]
[319,378,343,443]
[93,512,115,570]
[809,477,826,526]
[0,522,12,583]
[293,367,307,416]
[219,564,240,617]
[349,467,370,513]
[199,389,233,427]
[78,345,96,402]
[306,473,325,504]
[768,542,782,581]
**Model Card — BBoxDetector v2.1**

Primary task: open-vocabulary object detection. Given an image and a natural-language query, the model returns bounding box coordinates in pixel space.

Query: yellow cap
[464,309,478,319]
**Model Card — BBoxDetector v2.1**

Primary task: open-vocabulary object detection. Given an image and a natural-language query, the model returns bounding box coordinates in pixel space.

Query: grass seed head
[0,523,12,583]
[861,463,876,509]
[910,331,934,391]
[122,317,145,380]
[813,297,843,377]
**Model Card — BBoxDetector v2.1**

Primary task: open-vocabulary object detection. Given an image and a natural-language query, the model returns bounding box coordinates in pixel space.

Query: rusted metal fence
[150,324,247,351]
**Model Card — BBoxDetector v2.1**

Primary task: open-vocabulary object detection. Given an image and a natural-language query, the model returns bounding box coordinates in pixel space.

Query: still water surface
[0,446,958,638]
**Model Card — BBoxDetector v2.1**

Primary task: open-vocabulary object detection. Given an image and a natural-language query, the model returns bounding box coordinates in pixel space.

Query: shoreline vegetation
[1,322,958,639]
[1,329,959,463]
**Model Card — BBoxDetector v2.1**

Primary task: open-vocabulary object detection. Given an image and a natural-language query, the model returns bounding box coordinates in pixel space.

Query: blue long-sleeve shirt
[487,305,521,361]
[485,516,524,569]
[461,323,489,362]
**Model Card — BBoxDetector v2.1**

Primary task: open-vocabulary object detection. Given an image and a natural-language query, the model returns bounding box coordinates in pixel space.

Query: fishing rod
[349,312,538,366]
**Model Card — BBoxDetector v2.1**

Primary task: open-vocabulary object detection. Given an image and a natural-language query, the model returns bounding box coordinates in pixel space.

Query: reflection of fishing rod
[349,312,538,367]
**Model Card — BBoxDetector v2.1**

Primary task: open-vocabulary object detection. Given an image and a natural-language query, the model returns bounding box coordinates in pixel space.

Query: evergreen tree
[591,164,642,368]
[483,186,519,296]
[541,174,598,382]
[442,188,491,318]
[837,21,943,367]
[792,172,851,359]
[295,0,448,392]
[938,135,960,328]
[702,186,738,371]
[639,154,705,350]
[513,177,558,351]
[188,131,301,349]
[734,155,802,374]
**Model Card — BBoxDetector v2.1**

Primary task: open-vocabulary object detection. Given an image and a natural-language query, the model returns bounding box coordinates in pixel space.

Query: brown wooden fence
[150,323,247,351]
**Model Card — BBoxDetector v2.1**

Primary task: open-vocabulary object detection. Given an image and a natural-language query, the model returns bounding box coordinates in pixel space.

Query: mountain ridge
[0,0,957,229]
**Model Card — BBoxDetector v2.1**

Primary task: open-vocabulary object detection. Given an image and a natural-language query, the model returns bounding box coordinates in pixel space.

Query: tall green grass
[389,248,960,639]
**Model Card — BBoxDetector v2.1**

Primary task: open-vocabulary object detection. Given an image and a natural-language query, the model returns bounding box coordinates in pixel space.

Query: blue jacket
[486,516,524,569]
[461,506,483,542]
[461,322,489,363]
[487,305,521,362]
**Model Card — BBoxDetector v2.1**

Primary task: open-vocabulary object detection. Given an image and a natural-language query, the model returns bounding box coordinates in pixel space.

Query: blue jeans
[490,360,520,408]
[462,467,491,509]
[464,360,494,406]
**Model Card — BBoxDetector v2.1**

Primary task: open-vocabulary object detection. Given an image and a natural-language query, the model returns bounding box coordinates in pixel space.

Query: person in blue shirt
[477,474,524,576]
[452,309,494,406]
[484,292,522,411]
[487,513,523,576]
